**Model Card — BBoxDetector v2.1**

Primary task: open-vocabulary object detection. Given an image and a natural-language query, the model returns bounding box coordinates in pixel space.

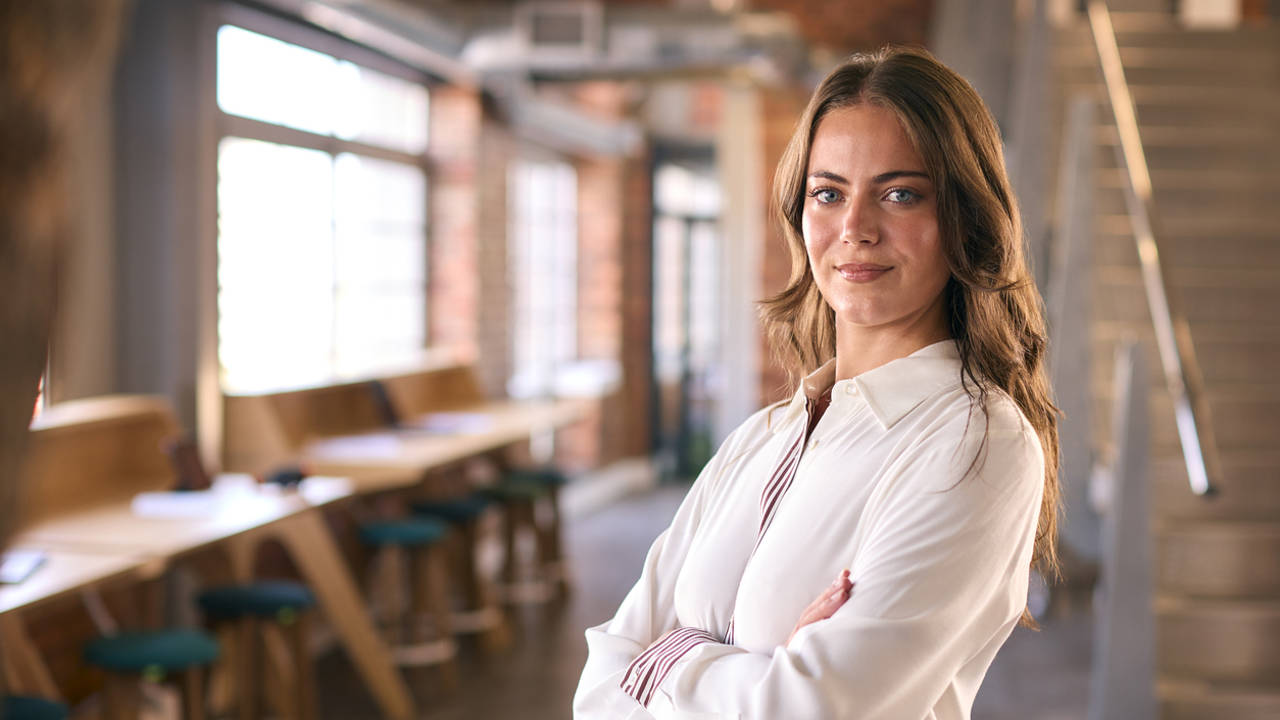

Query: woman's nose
[839,198,879,244]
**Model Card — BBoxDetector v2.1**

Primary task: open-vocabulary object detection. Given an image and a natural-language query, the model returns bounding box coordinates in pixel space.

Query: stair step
[1058,63,1280,89]
[1089,332,1280,385]
[1097,200,1280,225]
[1157,523,1280,598]
[1058,81,1280,112]
[1057,17,1280,47]
[1093,233,1280,272]
[1096,123,1280,148]
[1097,167,1280,189]
[1152,455,1280,522]
[1156,597,1280,684]
[1095,265,1280,290]
[1159,680,1280,720]
[1054,44,1280,70]
[1092,281,1280,329]
[1092,320,1280,345]
[1087,386,1280,455]
[1097,213,1278,237]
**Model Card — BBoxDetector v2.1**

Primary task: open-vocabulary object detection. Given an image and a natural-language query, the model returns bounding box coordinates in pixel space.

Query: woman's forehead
[806,104,928,178]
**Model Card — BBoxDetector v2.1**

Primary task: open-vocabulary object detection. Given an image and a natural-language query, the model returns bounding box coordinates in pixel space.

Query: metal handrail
[1085,0,1219,496]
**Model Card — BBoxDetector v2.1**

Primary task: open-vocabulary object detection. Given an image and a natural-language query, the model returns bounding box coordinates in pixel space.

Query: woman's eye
[809,188,841,204]
[885,188,920,204]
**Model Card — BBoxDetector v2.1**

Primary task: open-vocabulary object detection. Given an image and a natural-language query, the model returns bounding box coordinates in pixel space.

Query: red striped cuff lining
[621,626,720,707]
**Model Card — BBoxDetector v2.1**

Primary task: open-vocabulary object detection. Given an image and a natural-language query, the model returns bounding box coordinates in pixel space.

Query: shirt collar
[772,339,964,433]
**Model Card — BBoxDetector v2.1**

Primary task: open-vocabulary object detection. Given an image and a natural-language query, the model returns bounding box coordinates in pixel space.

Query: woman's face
[801,103,951,345]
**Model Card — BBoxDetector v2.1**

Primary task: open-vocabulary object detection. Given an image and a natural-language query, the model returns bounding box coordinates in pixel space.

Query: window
[651,160,722,477]
[508,160,578,398]
[215,25,429,393]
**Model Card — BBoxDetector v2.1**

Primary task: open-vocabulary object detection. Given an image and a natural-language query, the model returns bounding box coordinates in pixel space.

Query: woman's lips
[836,263,892,282]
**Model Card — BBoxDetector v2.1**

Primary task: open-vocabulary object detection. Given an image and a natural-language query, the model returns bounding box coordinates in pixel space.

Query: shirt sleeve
[635,423,1045,720]
[573,421,753,719]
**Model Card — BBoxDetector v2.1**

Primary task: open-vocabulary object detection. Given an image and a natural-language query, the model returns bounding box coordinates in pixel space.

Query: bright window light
[215,25,429,394]
[217,25,428,154]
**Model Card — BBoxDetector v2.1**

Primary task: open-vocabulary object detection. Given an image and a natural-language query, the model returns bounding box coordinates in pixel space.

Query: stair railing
[1086,0,1220,496]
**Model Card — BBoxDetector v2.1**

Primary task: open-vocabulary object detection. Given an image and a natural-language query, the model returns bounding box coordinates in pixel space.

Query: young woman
[575,46,1059,720]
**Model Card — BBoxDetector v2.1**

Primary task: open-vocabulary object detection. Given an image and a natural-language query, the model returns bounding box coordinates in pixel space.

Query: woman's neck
[832,306,951,381]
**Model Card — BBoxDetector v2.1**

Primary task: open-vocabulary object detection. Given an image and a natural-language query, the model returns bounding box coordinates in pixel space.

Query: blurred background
[3,0,1278,718]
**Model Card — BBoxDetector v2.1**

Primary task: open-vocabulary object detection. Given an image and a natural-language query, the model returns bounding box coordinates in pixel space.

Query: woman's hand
[787,569,853,646]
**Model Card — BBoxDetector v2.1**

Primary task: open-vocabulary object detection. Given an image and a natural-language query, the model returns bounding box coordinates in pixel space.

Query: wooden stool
[198,581,317,720]
[84,628,219,720]
[411,494,509,651]
[481,468,570,604]
[358,518,458,686]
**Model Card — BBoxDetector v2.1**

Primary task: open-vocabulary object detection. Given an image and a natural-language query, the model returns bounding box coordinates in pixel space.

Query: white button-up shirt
[574,340,1044,720]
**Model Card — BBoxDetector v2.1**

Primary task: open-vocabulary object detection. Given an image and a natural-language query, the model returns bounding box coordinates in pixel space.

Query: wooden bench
[222,363,485,477]
[18,395,180,532]
[10,394,417,718]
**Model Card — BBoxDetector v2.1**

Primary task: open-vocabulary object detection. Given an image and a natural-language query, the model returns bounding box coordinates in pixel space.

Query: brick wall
[752,0,934,54]
[428,86,483,366]
[619,145,654,457]
[554,81,653,470]
[476,118,515,399]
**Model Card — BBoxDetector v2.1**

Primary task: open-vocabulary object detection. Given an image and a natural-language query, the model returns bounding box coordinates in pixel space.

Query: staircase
[1053,12,1280,719]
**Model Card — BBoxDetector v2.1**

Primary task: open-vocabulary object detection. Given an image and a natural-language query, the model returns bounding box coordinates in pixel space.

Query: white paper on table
[404,412,493,435]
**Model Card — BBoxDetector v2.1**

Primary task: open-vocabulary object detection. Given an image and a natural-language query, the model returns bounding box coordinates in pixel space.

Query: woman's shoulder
[925,381,1038,441]
[907,382,1044,485]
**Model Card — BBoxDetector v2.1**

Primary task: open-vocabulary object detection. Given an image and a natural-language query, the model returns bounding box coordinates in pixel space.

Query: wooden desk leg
[0,612,60,699]
[270,511,415,720]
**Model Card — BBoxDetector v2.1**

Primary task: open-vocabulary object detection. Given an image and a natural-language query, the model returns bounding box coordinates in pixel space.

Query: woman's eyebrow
[807,170,932,185]
[872,170,931,183]
[807,170,848,184]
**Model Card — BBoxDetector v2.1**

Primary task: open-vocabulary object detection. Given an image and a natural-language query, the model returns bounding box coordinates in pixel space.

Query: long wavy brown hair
[761,46,1061,619]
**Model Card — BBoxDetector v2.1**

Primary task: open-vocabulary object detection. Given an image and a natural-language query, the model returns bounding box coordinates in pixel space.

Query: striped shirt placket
[727,392,827,644]
[621,394,828,705]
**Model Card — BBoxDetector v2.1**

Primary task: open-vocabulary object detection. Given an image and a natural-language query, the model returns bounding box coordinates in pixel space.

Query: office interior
[0,0,1277,718]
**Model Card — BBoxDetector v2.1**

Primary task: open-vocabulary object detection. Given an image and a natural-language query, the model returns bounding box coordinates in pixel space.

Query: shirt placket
[726,391,829,644]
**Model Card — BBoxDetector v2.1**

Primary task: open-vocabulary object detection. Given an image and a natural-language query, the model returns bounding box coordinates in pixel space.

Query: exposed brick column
[474,119,515,398]
[618,146,653,458]
[428,86,482,365]
[556,81,650,470]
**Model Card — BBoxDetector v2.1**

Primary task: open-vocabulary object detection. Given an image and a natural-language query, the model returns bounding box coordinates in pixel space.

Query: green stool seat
[197,581,316,622]
[84,629,219,673]
[478,482,548,503]
[1,696,69,720]
[506,468,569,487]
[358,518,448,547]
[410,495,491,524]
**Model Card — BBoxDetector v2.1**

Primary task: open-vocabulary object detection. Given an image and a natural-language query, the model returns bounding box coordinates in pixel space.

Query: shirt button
[808,439,819,450]
[845,385,857,396]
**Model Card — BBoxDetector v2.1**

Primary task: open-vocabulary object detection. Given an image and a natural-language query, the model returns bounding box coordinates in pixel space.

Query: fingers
[787,570,855,646]
[815,569,854,615]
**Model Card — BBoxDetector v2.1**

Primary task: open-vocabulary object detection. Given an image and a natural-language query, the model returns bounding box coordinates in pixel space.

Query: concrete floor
[317,485,1092,719]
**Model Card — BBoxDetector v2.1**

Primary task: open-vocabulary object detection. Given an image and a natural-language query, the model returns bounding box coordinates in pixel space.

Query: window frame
[506,154,580,400]
[211,3,435,395]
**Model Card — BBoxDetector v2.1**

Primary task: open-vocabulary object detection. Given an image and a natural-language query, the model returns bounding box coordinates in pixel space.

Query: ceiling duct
[516,1,604,60]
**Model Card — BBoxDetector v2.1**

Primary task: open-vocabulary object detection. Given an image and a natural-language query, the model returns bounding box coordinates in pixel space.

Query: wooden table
[7,478,417,719]
[1,548,160,699]
[301,398,589,490]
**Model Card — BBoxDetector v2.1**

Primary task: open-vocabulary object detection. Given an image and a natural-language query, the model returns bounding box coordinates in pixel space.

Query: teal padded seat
[410,494,491,524]
[1,696,69,720]
[197,581,316,623]
[358,518,448,547]
[84,629,219,674]
[505,468,569,487]
[478,482,547,503]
